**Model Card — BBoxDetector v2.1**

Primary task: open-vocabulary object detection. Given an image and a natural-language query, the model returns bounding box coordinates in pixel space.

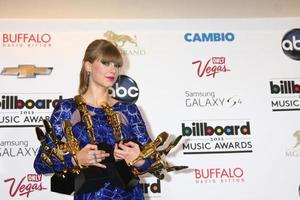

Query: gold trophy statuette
[129,132,188,179]
[101,102,123,142]
[74,95,96,144]
[43,119,69,154]
[35,126,64,163]
[41,152,53,168]
[128,132,168,166]
[62,120,81,170]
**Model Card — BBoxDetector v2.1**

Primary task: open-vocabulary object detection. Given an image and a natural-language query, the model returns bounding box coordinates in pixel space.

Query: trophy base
[97,142,140,189]
[110,160,140,189]
[51,173,75,195]
[75,166,110,194]
[74,160,139,194]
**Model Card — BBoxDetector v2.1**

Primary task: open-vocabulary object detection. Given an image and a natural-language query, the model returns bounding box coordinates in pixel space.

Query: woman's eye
[101,60,110,66]
[114,64,122,68]
[100,60,122,68]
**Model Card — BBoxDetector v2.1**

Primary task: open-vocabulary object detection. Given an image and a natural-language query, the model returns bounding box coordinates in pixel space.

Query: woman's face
[85,58,121,89]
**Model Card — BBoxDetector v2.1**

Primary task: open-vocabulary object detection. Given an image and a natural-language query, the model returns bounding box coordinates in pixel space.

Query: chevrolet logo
[0,65,53,78]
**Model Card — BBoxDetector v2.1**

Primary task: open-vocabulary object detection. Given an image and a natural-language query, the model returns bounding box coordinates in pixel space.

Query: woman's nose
[109,62,117,72]
[109,62,114,68]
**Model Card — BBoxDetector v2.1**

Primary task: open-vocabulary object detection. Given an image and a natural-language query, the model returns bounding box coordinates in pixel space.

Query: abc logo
[281,29,300,60]
[109,75,139,103]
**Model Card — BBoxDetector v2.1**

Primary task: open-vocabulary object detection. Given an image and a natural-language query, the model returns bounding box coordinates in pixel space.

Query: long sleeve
[126,103,153,171]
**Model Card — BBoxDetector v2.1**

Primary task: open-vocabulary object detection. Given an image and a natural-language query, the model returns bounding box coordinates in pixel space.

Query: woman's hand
[75,144,110,168]
[114,141,145,167]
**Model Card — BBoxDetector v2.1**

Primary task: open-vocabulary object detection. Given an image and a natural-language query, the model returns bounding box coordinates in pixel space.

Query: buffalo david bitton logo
[1,65,53,78]
[103,31,145,56]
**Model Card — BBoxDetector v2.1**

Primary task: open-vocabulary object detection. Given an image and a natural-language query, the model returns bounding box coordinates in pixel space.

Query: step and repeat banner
[0,19,299,200]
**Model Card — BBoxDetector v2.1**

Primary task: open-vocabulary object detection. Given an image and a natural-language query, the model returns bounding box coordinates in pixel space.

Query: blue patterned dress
[34,98,152,200]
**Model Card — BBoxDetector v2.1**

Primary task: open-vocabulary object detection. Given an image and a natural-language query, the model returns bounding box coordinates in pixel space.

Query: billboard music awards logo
[285,130,300,157]
[184,90,242,108]
[269,79,300,111]
[0,140,38,158]
[181,119,253,154]
[3,174,47,198]
[184,32,235,42]
[192,57,231,78]
[0,93,63,127]
[194,167,245,184]
[103,31,146,56]
[1,33,52,48]
[281,29,300,60]
[141,178,162,198]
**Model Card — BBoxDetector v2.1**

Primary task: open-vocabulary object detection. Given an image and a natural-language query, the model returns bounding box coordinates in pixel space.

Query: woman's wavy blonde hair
[78,39,123,95]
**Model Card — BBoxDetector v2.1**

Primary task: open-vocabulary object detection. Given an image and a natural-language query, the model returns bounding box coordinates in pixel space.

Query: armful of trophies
[36,119,188,179]
[35,119,81,175]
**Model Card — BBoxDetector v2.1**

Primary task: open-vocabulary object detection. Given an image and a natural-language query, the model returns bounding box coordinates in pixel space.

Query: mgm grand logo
[294,130,300,148]
[103,31,145,56]
[285,130,300,157]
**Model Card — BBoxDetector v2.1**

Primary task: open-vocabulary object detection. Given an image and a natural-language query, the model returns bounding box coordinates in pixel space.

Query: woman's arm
[126,103,154,171]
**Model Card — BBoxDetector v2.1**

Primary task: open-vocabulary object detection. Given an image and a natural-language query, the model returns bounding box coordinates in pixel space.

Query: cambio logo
[184,32,235,42]
[282,29,300,60]
[109,75,139,103]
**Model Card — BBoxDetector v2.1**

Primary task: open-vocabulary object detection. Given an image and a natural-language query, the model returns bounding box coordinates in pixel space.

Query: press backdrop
[0,18,299,200]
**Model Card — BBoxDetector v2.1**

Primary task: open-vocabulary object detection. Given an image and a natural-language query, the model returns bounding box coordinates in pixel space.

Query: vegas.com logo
[282,29,300,60]
[109,75,139,103]
[3,174,47,198]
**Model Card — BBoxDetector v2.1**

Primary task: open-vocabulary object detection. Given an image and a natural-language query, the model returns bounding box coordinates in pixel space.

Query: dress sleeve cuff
[134,158,153,172]
[63,153,76,170]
